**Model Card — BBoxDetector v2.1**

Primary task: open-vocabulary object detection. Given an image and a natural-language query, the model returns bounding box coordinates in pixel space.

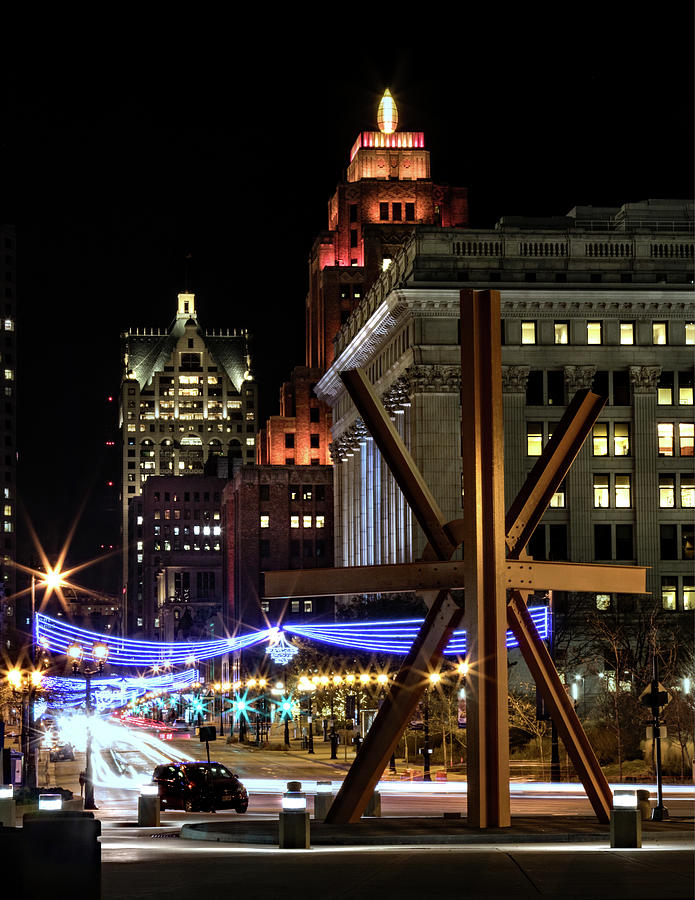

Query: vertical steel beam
[460,289,510,828]
[506,591,612,822]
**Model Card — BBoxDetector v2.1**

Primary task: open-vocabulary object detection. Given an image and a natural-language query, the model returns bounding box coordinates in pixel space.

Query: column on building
[564,366,597,563]
[502,366,530,508]
[630,365,662,597]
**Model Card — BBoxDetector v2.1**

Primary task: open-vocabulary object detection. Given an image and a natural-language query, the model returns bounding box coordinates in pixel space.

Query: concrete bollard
[363,791,381,818]
[313,781,333,821]
[636,789,651,822]
[138,795,161,826]
[610,790,641,848]
[279,781,310,849]
[0,785,15,827]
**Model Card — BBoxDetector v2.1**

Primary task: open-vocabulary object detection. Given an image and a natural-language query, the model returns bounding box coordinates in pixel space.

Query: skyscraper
[0,224,16,649]
[120,291,257,634]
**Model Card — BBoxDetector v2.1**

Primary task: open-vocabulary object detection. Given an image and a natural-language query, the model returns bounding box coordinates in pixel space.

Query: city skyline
[6,25,694,590]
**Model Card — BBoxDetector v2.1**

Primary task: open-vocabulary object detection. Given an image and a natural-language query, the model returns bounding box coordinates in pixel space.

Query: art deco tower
[120,292,257,633]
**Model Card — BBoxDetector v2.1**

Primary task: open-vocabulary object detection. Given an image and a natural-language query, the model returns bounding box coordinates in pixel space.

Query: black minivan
[152,761,248,813]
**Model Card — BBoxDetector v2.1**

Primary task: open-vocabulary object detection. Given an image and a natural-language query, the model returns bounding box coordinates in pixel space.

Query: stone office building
[317,200,694,619]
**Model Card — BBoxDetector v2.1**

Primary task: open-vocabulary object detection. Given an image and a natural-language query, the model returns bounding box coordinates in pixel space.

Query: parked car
[152,761,248,813]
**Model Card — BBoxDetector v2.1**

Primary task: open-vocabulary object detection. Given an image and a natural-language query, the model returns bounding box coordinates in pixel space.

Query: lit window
[193,525,200,535]
[661,577,677,610]
[229,400,241,409]
[382,257,392,271]
[3,504,10,517]
[291,600,300,613]
[684,582,695,611]
[290,516,299,528]
[136,540,143,550]
[4,369,13,381]
[586,322,602,345]
[3,522,12,533]
[137,553,143,563]
[260,600,270,613]
[554,323,568,344]
[592,423,608,456]
[657,423,674,456]
[681,476,694,508]
[593,474,609,508]
[595,594,611,611]
[260,515,269,528]
[303,515,312,529]
[659,475,675,508]
[127,424,136,432]
[526,423,543,456]
[614,423,630,456]
[137,515,143,525]
[614,474,631,508]
[246,437,255,446]
[619,322,634,345]
[303,600,313,613]
[3,319,13,331]
[679,423,694,456]
[521,322,536,344]
[679,373,693,406]
[685,323,695,345]
[315,515,325,528]
[652,322,667,345]
[213,525,221,535]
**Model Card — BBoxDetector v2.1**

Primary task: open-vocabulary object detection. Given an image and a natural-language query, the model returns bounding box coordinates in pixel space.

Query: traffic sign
[639,682,671,712]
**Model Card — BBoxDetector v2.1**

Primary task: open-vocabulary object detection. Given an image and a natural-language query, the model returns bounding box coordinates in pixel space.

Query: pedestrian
[79,770,86,798]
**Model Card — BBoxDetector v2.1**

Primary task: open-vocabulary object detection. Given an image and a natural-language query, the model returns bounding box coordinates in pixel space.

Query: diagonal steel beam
[507,591,612,822]
[325,590,463,824]
[505,389,606,558]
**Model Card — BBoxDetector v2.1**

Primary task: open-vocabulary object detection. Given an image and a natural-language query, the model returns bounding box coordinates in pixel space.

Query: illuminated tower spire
[377,88,398,134]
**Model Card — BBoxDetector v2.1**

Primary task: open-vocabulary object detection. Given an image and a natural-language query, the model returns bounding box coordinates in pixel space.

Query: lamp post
[297,677,316,753]
[7,667,43,788]
[423,673,440,782]
[68,640,108,810]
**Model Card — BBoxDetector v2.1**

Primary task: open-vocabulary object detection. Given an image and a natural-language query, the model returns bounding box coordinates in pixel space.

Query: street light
[422,672,441,782]
[68,640,108,810]
[6,666,44,788]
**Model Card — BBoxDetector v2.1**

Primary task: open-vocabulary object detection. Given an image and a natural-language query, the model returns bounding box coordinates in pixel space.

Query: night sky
[5,17,693,591]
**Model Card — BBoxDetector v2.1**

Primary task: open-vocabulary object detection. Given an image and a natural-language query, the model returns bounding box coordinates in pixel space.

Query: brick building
[223,466,334,632]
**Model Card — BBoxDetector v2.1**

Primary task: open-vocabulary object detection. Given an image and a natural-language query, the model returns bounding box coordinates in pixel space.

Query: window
[303,600,313,613]
[661,578,677,611]
[659,475,675,508]
[660,524,678,559]
[260,515,269,528]
[303,541,313,558]
[302,485,312,501]
[379,202,389,220]
[548,524,567,560]
[290,516,299,528]
[350,230,358,248]
[685,323,695,345]
[289,487,299,502]
[587,322,602,345]
[291,600,300,613]
[527,423,543,456]
[392,202,402,221]
[260,484,269,501]
[657,423,674,456]
[684,582,695,611]
[683,526,694,560]
[285,433,295,449]
[615,524,633,559]
[526,370,543,405]
[547,371,564,406]
[652,322,667,345]
[613,371,630,406]
[246,437,255,446]
[521,322,536,344]
[349,204,358,223]
[681,476,694,507]
[679,423,694,456]
[290,540,300,557]
[316,515,325,528]
[315,485,326,502]
[593,474,609,508]
[594,524,611,559]
[405,202,415,221]
[310,434,320,448]
[303,515,312,529]
[592,423,608,456]
[619,322,634,345]
[614,423,630,456]
[679,370,693,405]
[657,372,673,405]
[260,599,270,611]
[595,594,611,611]
[614,474,631,508]
[554,322,568,344]
[310,407,320,423]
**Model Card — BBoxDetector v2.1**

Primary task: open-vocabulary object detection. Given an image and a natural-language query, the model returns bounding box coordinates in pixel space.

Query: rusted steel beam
[264,559,647,599]
[506,591,613,823]
[505,389,606,558]
[324,590,463,824]
[341,368,457,560]
[460,288,510,828]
